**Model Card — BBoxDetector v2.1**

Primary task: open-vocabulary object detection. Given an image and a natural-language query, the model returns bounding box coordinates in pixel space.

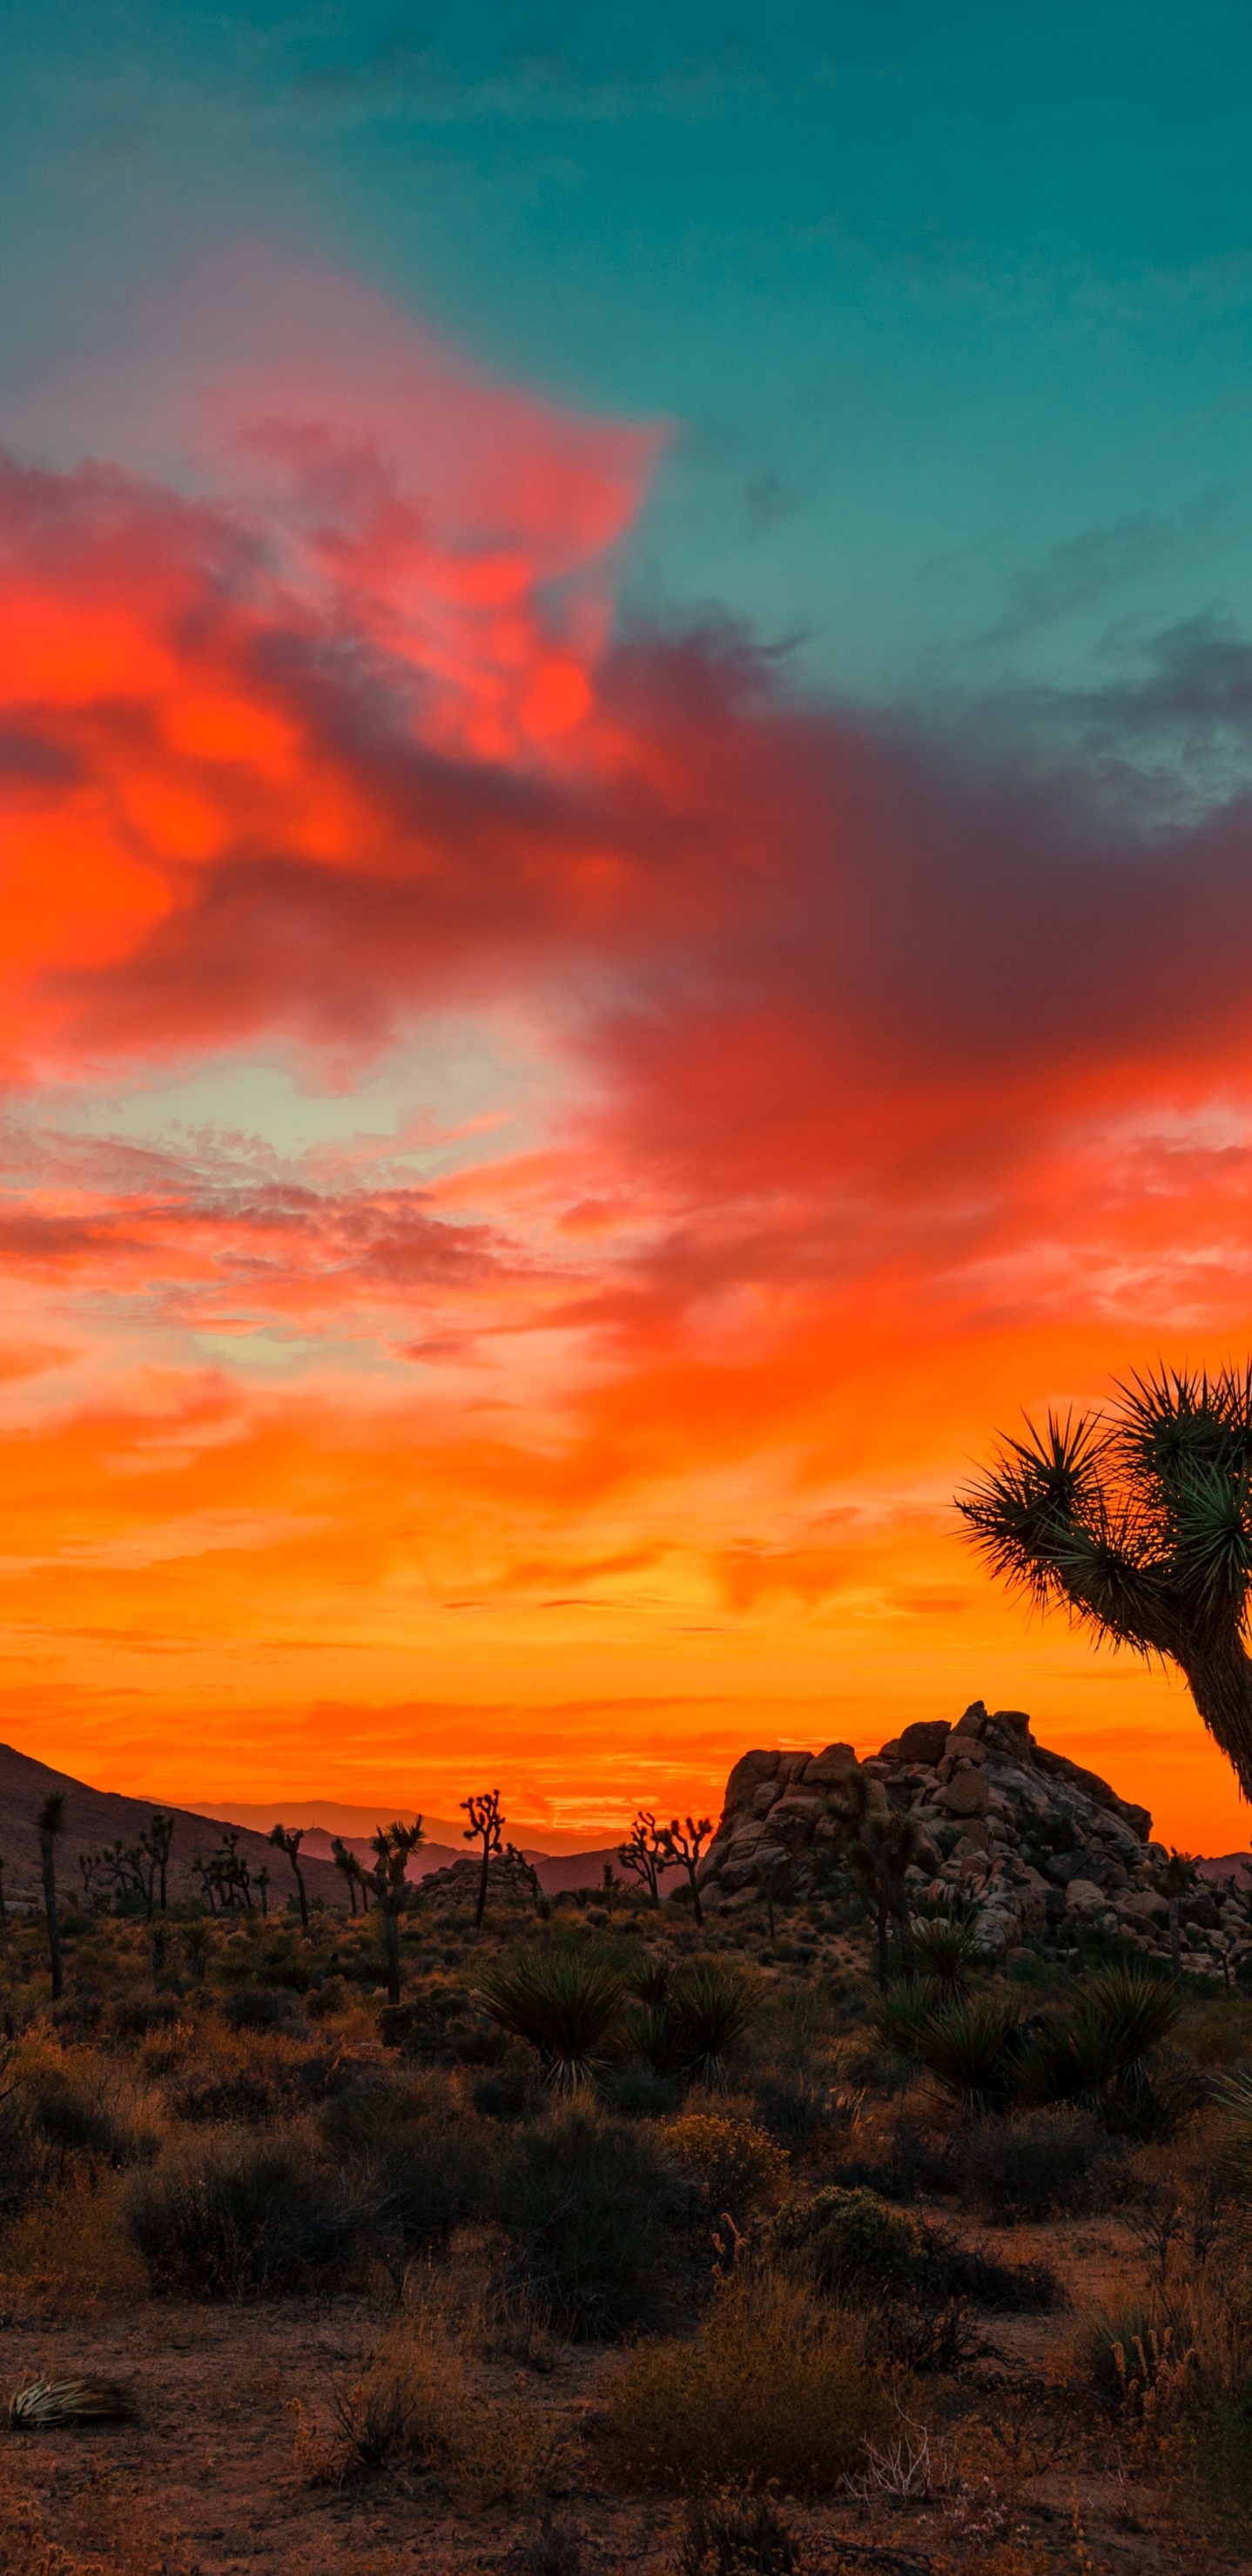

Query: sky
[4,5,1252,1850]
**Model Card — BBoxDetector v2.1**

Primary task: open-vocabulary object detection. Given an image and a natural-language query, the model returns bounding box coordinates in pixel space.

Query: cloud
[3,246,1252,1846]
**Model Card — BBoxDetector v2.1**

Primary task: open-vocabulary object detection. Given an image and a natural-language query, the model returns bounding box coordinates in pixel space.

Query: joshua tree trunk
[1181,1642,1252,1802]
[380,1899,401,2006]
[39,1831,63,2002]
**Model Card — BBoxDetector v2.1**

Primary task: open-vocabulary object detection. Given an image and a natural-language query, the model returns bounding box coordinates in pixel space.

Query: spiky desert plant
[912,1913,979,1999]
[668,1966,755,2088]
[1154,1849,1197,1986]
[1025,1966,1180,2134]
[912,1995,1026,2116]
[625,1952,673,2009]
[477,1946,624,2089]
[363,1819,425,2004]
[874,1978,944,2058]
[9,2377,135,2430]
[959,1363,1252,1799]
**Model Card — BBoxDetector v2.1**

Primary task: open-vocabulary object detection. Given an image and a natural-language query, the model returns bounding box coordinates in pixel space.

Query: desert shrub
[168,2061,279,2124]
[23,2064,151,2169]
[495,2105,678,2338]
[762,2187,926,2301]
[125,2134,356,2295]
[750,2067,832,2147]
[472,2053,544,2121]
[112,1996,183,2038]
[221,1986,300,2033]
[362,2115,499,2252]
[305,1976,347,2022]
[606,2269,885,2492]
[168,2031,348,2125]
[318,2067,457,2155]
[597,2061,684,2118]
[958,2106,1109,2218]
[663,2113,789,2220]
[675,2488,799,2576]
[380,1980,504,2065]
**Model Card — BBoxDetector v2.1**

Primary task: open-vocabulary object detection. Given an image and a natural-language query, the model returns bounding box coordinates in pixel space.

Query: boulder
[940,1769,990,1818]
[1064,1878,1107,1917]
[897,1720,951,1765]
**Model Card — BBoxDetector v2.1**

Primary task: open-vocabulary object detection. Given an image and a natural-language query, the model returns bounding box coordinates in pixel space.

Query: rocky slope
[698,1699,1247,1973]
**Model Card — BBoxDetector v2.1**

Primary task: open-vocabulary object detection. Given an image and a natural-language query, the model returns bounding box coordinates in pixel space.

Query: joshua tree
[143,1812,176,1911]
[757,1852,794,1944]
[461,1790,504,1931]
[257,1864,270,1920]
[363,1818,425,2004]
[656,1816,713,1928]
[959,1364,1252,1799]
[1154,1849,1198,1986]
[36,1790,65,2001]
[617,1810,666,1906]
[831,1770,922,1992]
[330,1835,360,1913]
[268,1824,310,1930]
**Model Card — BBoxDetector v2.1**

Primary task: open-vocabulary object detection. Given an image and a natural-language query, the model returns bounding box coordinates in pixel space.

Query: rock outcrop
[698,1700,1239,1971]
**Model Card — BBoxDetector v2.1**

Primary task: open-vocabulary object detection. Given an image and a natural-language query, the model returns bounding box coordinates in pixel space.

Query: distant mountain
[191,1799,614,1855]
[0,1743,679,1911]
[0,1742,348,1912]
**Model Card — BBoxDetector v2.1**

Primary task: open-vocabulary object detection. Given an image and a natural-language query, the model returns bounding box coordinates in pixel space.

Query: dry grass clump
[295,2317,564,2506]
[0,2179,146,2316]
[605,2268,886,2492]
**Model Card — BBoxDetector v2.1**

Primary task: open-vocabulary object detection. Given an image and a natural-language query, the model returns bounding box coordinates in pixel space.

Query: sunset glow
[3,238,1252,1853]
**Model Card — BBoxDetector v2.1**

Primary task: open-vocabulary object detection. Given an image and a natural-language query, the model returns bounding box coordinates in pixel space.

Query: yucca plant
[873,1978,943,2058]
[668,1966,756,2088]
[912,1995,1026,2115]
[911,1915,979,1999]
[476,1947,623,2090]
[630,2001,689,2078]
[9,2377,135,2430]
[959,1363,1252,1800]
[1024,1966,1180,2134]
[625,1953,673,2009]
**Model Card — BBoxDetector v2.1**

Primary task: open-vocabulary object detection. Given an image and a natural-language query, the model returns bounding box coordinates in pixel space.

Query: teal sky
[7,0,1252,699]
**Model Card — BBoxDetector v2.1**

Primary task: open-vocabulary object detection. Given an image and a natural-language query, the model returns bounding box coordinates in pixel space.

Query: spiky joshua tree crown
[958,1363,1252,1797]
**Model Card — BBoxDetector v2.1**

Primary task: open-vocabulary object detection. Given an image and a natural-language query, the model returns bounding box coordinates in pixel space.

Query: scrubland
[2,1880,1251,2576]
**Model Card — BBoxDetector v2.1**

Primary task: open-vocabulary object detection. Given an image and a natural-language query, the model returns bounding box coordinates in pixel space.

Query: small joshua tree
[331,1835,360,1914]
[830,1770,922,1992]
[657,1816,713,1929]
[363,1818,425,2004]
[143,1811,176,1912]
[618,1810,666,1906]
[1154,1848,1198,1986]
[461,1789,504,1930]
[269,1823,310,1931]
[36,1790,66,2001]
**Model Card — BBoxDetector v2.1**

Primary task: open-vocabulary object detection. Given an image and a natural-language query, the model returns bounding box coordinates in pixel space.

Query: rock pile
[416,1849,542,1909]
[698,1699,1246,1972]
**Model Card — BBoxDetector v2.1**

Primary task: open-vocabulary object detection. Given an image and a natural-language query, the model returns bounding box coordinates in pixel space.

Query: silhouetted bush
[125,2135,356,2295]
[495,2106,680,2338]
[221,1987,300,2034]
[959,2105,1111,2218]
